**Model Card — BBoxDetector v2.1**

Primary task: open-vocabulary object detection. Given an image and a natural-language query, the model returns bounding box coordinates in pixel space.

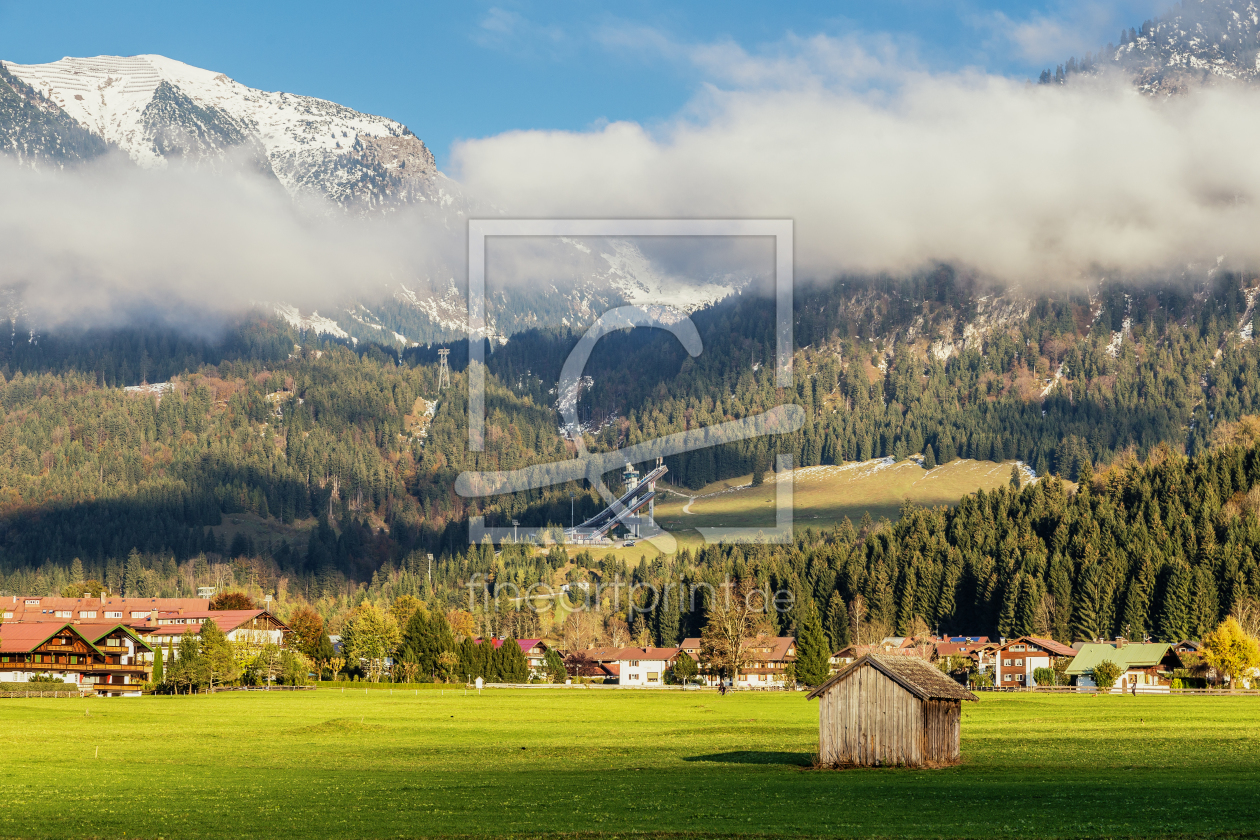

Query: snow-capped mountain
[0,54,750,346]
[1045,0,1260,92]
[0,62,109,165]
[1,54,453,210]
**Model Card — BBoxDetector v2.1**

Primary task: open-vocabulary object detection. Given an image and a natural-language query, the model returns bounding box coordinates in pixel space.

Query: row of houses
[834,634,1199,692]
[0,595,291,695]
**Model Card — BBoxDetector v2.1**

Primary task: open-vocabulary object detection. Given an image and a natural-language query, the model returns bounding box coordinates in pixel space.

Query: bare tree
[700,579,774,683]
[562,610,602,652]
[604,615,630,649]
[848,594,867,646]
[1231,595,1260,639]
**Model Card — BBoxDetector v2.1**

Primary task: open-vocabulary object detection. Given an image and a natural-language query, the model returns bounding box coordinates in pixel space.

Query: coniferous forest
[3,269,1260,643]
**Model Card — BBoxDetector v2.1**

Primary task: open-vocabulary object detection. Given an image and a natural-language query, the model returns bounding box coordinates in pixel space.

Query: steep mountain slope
[1043,0,1260,92]
[0,61,111,165]
[1,54,449,209]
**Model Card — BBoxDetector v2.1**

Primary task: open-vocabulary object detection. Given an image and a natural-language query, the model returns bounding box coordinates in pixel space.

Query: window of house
[1017,674,1025,682]
[130,612,148,619]
[1003,658,1012,666]
[1015,658,1024,666]
[629,673,639,681]
[24,599,39,605]
[1012,645,1025,651]
[34,654,42,664]
[630,660,640,667]
[1004,673,1012,681]
[105,612,122,619]
[79,611,97,619]
[55,610,72,618]
[647,673,659,682]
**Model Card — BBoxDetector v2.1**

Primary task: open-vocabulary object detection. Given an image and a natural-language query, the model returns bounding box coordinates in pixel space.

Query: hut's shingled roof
[807,654,979,702]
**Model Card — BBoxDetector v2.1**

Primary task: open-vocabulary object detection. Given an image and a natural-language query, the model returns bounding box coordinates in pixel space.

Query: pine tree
[1072,566,1103,642]
[793,596,832,687]
[824,591,849,651]
[1157,564,1192,642]
[655,584,682,647]
[923,445,936,469]
[494,637,530,683]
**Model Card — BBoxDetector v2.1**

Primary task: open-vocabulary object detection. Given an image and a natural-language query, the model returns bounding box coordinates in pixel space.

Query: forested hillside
[3,268,1260,648]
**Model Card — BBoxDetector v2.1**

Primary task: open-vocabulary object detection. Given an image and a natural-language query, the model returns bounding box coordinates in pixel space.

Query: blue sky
[0,0,1164,167]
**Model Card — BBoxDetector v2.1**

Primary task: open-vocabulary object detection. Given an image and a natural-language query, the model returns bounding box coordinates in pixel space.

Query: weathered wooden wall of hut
[818,664,924,766]
[817,671,963,767]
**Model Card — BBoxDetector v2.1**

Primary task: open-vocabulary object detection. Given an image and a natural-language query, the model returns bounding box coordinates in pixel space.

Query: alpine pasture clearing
[654,458,1022,535]
[1,690,1257,839]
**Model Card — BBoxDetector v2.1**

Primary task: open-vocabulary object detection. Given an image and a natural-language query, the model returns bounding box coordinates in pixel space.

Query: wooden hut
[806,654,978,768]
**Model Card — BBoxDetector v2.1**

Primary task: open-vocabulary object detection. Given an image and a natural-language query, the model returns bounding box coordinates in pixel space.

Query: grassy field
[2,690,1258,839]
[654,458,1022,535]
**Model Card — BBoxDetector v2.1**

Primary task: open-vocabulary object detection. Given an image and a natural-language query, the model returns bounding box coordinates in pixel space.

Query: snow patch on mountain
[274,303,352,341]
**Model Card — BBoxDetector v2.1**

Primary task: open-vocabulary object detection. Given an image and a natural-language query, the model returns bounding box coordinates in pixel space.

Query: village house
[613,647,678,687]
[992,636,1077,687]
[678,637,796,687]
[0,622,153,696]
[1066,641,1184,693]
[136,610,292,663]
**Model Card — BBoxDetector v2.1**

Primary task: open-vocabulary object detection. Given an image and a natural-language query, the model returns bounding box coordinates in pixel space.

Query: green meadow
[1,689,1257,839]
[654,458,1022,536]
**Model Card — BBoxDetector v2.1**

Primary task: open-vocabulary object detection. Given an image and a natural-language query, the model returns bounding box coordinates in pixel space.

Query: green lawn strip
[0,692,1256,839]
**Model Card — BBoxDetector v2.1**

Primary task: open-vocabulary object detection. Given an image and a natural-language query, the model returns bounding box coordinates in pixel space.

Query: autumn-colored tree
[286,605,325,657]
[341,603,401,682]
[446,609,477,641]
[390,595,425,630]
[1202,617,1260,690]
[209,591,257,611]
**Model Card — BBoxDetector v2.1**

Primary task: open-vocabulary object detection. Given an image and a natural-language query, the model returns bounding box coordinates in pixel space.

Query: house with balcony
[0,622,153,696]
[993,636,1077,687]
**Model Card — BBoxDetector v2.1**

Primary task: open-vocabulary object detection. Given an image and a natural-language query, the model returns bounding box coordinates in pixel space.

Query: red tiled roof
[2,595,211,623]
[133,610,289,635]
[1000,635,1076,657]
[473,638,543,653]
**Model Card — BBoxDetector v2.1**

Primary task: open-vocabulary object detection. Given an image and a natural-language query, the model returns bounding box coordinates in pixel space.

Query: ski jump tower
[565,457,666,544]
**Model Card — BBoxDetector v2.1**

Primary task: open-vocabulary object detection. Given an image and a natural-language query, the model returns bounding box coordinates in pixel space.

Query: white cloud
[452,33,1260,286]
[0,155,458,328]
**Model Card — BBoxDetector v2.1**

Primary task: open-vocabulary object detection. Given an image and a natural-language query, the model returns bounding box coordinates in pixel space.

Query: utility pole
[437,348,451,390]
[570,492,575,529]
[427,553,434,592]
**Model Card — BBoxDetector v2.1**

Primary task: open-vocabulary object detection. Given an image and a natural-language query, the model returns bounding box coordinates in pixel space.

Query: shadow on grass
[683,751,812,766]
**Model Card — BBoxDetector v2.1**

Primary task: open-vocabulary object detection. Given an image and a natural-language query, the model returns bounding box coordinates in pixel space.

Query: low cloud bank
[454,65,1260,285]
[0,155,457,329]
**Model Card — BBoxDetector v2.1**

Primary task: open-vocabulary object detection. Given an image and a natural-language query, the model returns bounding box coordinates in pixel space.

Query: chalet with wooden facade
[807,654,978,768]
[678,636,796,687]
[0,622,153,696]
